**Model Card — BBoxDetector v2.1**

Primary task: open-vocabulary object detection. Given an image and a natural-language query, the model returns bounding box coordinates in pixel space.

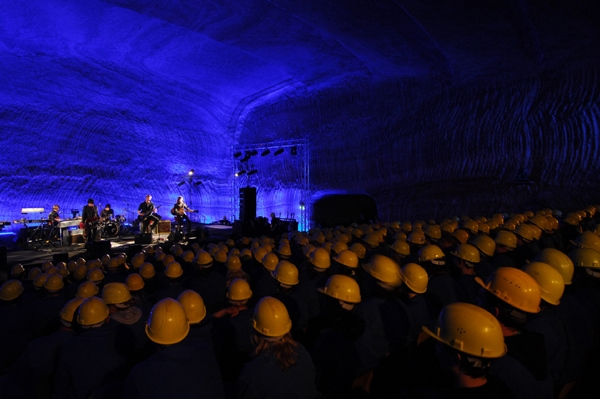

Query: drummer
[100,204,115,221]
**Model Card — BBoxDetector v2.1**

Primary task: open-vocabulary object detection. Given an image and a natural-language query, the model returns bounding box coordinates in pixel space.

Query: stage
[0,222,233,271]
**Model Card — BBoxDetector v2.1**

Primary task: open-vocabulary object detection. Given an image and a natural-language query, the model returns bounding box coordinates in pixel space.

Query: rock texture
[0,0,599,227]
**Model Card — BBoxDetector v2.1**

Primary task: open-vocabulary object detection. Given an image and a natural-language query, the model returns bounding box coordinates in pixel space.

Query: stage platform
[0,222,233,271]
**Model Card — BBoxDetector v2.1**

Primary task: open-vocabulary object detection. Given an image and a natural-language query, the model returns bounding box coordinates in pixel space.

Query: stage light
[261,149,270,156]
[235,170,246,177]
[234,151,242,158]
[177,181,186,186]
[194,181,203,186]
[188,169,195,176]
[247,169,258,176]
[274,148,284,156]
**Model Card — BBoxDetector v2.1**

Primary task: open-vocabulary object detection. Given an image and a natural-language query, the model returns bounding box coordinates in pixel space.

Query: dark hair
[105,204,111,208]
[87,199,95,204]
[252,332,298,371]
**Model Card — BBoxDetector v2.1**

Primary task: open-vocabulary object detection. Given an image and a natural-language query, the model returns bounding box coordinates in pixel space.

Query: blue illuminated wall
[1,1,599,233]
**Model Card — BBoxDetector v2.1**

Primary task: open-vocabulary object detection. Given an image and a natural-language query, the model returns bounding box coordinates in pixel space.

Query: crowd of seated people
[1,205,600,398]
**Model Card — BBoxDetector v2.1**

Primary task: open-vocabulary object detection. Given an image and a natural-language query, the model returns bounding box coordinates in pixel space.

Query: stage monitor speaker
[239,187,256,223]
[135,234,153,244]
[0,246,6,273]
[53,253,70,264]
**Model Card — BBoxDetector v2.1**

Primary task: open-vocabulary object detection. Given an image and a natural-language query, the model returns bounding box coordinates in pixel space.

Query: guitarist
[138,194,157,234]
[82,198,99,244]
[171,196,195,236]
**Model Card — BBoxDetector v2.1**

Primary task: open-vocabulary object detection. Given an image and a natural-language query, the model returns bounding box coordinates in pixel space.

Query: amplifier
[158,220,171,233]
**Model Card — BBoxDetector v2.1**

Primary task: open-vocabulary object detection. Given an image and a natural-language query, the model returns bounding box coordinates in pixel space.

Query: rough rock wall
[239,64,600,223]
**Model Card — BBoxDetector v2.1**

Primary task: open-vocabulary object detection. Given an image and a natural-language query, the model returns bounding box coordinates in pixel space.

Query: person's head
[52,204,60,211]
[177,196,183,203]
[476,267,541,332]
[423,302,506,380]
[145,194,152,202]
[87,199,94,206]
[251,296,297,370]
[104,204,111,210]
[145,298,190,345]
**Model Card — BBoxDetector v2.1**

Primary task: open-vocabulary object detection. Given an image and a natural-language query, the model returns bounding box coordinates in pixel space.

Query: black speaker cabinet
[239,187,256,223]
[0,246,6,273]
[135,233,153,244]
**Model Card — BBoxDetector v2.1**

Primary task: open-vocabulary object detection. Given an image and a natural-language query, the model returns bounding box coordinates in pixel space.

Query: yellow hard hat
[87,268,104,283]
[310,247,331,269]
[271,261,299,286]
[44,274,65,293]
[534,248,574,285]
[10,264,25,278]
[452,229,469,245]
[522,262,565,306]
[476,267,541,313]
[165,262,184,279]
[423,302,507,358]
[28,267,42,281]
[140,263,156,279]
[126,273,145,292]
[60,297,84,326]
[0,279,24,301]
[349,242,366,259]
[145,298,190,345]
[177,290,207,324]
[77,280,99,298]
[571,231,600,253]
[333,249,359,269]
[495,230,517,249]
[363,254,402,287]
[262,252,279,272]
[77,297,109,326]
[102,282,132,305]
[407,230,427,245]
[252,296,292,337]
[131,252,145,269]
[569,247,600,269]
[391,239,410,257]
[227,278,253,301]
[418,245,445,264]
[451,244,481,264]
[195,251,213,266]
[469,235,496,257]
[317,274,361,303]
[401,263,428,294]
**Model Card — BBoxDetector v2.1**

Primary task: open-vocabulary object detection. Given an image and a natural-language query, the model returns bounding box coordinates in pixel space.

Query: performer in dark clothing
[138,194,157,234]
[82,199,99,245]
[100,204,114,221]
[171,196,194,235]
[47,204,61,241]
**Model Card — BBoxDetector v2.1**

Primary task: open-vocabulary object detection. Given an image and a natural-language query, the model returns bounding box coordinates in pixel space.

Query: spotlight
[194,181,203,186]
[291,146,297,155]
[177,181,186,186]
[234,151,242,158]
[261,149,270,156]
[236,170,246,177]
[274,148,284,156]
[188,169,195,176]
[247,169,258,176]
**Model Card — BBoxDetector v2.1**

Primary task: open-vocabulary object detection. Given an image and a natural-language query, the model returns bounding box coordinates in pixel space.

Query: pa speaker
[239,187,256,223]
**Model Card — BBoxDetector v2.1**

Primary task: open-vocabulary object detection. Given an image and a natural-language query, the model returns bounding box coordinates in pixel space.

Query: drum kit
[99,215,127,238]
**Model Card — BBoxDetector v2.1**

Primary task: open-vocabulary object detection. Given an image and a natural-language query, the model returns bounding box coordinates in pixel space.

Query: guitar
[171,207,196,216]
[140,205,162,221]
[84,216,99,228]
